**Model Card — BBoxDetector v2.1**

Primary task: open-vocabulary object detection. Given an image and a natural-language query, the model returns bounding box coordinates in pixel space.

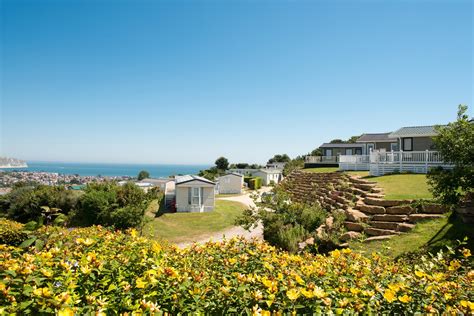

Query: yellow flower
[80,266,92,275]
[58,307,74,316]
[460,300,474,311]
[415,270,426,278]
[449,260,461,271]
[286,288,300,301]
[398,294,412,303]
[388,283,402,293]
[40,269,53,278]
[129,229,138,238]
[444,293,452,300]
[301,288,315,298]
[383,289,397,303]
[313,286,327,299]
[136,278,147,289]
[253,290,263,300]
[350,287,361,295]
[462,248,471,258]
[33,287,52,298]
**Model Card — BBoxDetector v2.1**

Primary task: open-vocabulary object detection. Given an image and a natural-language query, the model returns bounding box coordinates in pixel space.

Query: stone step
[422,203,447,214]
[397,223,416,232]
[356,204,385,214]
[408,214,444,223]
[344,221,365,232]
[372,214,409,222]
[365,227,401,236]
[364,235,397,242]
[355,183,377,191]
[365,193,385,199]
[386,205,414,215]
[368,221,399,230]
[345,208,369,222]
[364,197,412,207]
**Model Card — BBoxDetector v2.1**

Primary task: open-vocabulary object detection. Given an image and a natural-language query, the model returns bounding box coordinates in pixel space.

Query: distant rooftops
[220,172,243,178]
[356,133,397,143]
[389,125,439,138]
[175,175,215,185]
[320,143,364,148]
[140,178,174,185]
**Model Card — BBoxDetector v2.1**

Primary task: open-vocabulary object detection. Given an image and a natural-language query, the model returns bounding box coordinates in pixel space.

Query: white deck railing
[338,151,450,175]
[339,155,370,164]
[369,150,444,164]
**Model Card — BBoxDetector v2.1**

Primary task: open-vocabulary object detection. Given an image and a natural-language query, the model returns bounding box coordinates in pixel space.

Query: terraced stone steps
[283,170,448,244]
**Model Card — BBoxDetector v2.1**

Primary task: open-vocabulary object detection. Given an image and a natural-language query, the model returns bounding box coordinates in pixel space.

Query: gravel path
[176,187,271,248]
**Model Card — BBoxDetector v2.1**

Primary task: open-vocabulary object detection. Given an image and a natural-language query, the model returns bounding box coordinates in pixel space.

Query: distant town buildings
[0,171,131,187]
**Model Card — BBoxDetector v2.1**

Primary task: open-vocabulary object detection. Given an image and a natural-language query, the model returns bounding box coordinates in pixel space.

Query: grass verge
[144,200,246,244]
[349,213,473,258]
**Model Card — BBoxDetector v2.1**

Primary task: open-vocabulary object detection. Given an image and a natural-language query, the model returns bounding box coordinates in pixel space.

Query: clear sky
[1,0,472,165]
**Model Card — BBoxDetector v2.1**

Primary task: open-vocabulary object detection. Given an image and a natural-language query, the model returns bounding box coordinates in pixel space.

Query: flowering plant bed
[0,221,472,314]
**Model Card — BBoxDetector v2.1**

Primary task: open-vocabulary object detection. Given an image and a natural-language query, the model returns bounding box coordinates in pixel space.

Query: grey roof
[175,175,215,185]
[220,172,243,178]
[140,178,174,185]
[389,125,439,138]
[255,168,283,174]
[320,143,364,148]
[356,133,397,143]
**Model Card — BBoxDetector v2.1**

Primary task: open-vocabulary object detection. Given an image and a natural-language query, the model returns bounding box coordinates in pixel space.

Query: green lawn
[144,200,246,244]
[368,174,432,200]
[302,168,431,200]
[349,213,474,258]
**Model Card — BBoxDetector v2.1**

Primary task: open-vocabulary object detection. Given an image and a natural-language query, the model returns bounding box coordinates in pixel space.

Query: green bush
[276,224,307,253]
[248,177,262,190]
[0,185,80,223]
[72,182,152,229]
[0,219,28,246]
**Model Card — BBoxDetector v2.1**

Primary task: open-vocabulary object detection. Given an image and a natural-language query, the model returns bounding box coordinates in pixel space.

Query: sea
[0,161,211,178]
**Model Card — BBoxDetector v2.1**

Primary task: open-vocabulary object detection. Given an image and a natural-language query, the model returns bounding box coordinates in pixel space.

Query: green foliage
[72,182,152,229]
[267,154,290,164]
[0,185,80,223]
[248,177,262,190]
[237,188,333,252]
[1,224,472,314]
[215,156,229,171]
[283,158,304,176]
[0,219,28,246]
[427,105,474,206]
[137,170,150,181]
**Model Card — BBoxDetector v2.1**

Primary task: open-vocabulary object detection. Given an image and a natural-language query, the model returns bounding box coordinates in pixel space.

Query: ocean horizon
[0,161,211,178]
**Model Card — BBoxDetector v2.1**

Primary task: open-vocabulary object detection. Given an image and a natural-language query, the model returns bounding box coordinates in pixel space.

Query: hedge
[0,222,473,314]
[249,177,262,190]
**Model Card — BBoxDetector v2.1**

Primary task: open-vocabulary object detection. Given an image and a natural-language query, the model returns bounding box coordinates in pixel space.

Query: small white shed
[175,175,216,212]
[217,173,244,194]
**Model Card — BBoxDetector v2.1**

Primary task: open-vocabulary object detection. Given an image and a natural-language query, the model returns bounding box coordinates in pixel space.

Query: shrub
[0,224,472,314]
[249,177,262,190]
[0,185,80,223]
[71,182,151,229]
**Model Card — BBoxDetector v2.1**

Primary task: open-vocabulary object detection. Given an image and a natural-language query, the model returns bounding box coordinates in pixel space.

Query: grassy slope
[368,174,432,200]
[302,168,432,200]
[144,200,246,244]
[349,213,474,258]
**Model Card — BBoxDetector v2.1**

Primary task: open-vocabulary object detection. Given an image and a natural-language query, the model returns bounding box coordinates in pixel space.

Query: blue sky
[1,0,472,165]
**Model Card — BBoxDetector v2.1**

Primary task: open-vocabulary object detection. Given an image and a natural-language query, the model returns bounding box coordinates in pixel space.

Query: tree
[137,170,150,181]
[427,105,474,207]
[283,158,304,176]
[329,139,344,144]
[235,163,249,169]
[268,154,291,164]
[215,157,229,171]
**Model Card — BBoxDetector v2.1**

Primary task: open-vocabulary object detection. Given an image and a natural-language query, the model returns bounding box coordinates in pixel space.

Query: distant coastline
[0,161,210,178]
